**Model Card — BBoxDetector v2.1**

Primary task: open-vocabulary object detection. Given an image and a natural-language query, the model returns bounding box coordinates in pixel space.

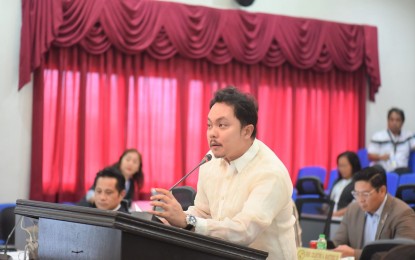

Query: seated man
[78,167,129,213]
[332,166,415,259]
[368,107,415,173]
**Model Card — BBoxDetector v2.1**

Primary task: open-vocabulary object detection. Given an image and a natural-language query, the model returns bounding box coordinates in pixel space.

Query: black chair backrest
[296,177,326,197]
[360,238,415,260]
[171,186,196,211]
[0,205,16,245]
[380,244,415,260]
[295,197,334,246]
[396,184,415,204]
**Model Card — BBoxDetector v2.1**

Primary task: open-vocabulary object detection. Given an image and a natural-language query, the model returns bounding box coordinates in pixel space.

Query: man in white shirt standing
[150,87,297,260]
[368,107,415,173]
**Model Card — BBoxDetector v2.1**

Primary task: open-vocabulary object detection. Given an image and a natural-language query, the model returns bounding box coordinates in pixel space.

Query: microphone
[169,154,212,191]
[150,154,212,213]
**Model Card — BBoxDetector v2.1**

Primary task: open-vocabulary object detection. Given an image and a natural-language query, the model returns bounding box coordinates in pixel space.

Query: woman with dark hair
[78,148,144,208]
[330,151,361,217]
[111,148,144,202]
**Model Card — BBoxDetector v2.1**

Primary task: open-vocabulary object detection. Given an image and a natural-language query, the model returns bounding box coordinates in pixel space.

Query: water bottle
[316,234,327,250]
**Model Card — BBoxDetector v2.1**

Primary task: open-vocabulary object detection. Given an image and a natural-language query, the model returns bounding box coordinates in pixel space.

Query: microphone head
[200,154,212,164]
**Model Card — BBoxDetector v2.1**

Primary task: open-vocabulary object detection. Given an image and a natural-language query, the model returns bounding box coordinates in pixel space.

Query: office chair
[171,186,196,211]
[380,244,415,260]
[386,172,399,196]
[359,238,415,260]
[0,204,16,245]
[297,166,327,184]
[396,184,415,210]
[398,173,415,186]
[357,148,370,168]
[295,197,334,246]
[408,151,415,172]
[296,177,326,198]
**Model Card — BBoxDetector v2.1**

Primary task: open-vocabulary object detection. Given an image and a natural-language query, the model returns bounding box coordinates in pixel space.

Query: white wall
[0,0,414,203]
[0,0,32,203]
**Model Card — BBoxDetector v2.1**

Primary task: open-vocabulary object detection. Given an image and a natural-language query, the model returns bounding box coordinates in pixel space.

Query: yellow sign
[297,247,341,260]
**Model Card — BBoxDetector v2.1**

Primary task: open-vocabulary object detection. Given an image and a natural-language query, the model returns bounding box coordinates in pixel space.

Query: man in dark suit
[333,166,415,259]
[78,167,129,213]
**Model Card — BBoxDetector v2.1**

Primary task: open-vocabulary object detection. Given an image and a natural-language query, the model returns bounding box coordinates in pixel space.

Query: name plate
[297,247,341,260]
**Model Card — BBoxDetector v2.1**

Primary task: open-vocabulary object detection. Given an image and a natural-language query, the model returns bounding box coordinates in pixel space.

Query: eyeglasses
[351,189,376,199]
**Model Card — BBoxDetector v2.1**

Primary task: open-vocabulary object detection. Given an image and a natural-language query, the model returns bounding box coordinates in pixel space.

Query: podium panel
[39,219,121,259]
[15,200,268,260]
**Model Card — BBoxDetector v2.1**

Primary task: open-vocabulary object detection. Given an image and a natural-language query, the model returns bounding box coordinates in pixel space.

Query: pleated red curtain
[29,46,365,201]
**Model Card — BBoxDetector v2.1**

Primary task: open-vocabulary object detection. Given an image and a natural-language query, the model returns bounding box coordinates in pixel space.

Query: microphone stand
[169,154,212,191]
[152,154,212,212]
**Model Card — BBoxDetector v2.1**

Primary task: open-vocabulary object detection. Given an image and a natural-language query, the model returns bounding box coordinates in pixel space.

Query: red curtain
[30,46,365,202]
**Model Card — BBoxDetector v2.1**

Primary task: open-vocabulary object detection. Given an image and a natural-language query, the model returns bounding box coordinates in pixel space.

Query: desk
[299,214,342,247]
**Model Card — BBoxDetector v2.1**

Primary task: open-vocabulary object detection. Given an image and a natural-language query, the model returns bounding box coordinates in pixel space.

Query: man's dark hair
[388,107,405,123]
[337,151,362,179]
[209,86,258,138]
[93,166,126,193]
[353,166,387,190]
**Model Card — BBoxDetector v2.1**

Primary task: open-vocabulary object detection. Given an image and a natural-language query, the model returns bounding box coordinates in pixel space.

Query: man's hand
[332,244,355,257]
[149,188,187,228]
[379,153,390,161]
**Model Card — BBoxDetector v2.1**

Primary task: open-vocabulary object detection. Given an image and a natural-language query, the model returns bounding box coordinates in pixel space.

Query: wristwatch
[184,214,197,230]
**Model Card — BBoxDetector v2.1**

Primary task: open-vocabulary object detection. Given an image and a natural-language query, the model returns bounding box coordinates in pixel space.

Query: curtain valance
[19,0,380,99]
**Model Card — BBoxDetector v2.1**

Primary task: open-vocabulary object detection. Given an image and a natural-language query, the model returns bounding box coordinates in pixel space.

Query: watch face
[187,215,197,226]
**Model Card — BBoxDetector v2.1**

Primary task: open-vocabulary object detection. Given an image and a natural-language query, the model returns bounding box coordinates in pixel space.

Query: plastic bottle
[316,234,327,250]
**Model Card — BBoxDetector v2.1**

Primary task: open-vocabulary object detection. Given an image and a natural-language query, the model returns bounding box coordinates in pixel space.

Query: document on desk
[132,202,143,212]
[132,200,153,212]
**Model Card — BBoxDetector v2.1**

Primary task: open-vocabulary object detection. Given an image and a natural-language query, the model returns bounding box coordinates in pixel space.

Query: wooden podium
[15,200,268,260]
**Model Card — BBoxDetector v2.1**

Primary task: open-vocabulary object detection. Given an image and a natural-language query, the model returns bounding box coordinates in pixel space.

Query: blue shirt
[363,195,388,245]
